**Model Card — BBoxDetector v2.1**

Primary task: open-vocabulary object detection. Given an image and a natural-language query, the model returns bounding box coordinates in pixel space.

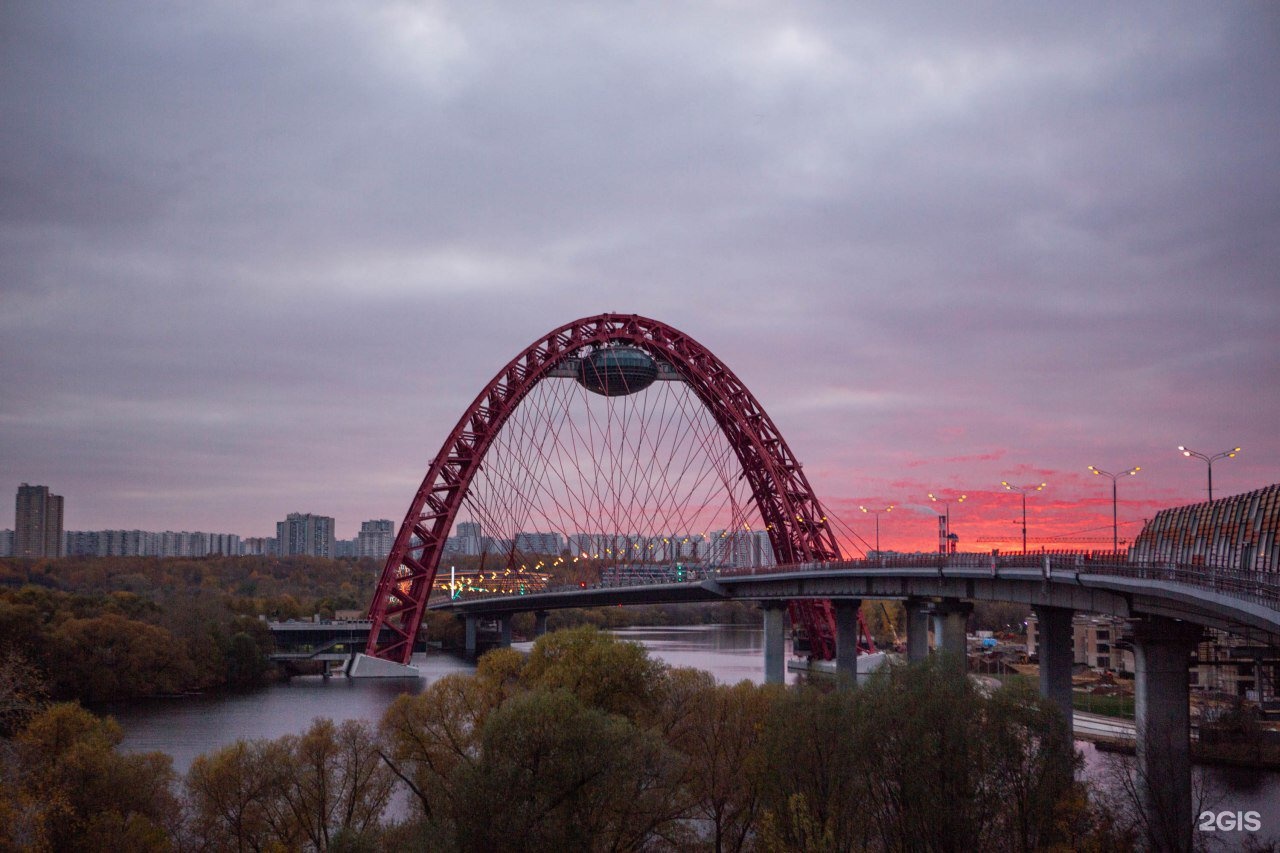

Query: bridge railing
[445,553,1280,613]
[713,554,1280,612]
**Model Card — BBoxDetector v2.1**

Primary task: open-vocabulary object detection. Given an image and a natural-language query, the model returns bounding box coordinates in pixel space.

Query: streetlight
[1087,466,1140,552]
[859,505,894,554]
[928,493,966,554]
[1001,482,1046,554]
[1177,445,1241,502]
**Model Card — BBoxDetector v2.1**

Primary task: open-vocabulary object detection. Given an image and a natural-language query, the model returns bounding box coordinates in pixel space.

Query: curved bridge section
[437,555,1280,641]
[365,313,842,664]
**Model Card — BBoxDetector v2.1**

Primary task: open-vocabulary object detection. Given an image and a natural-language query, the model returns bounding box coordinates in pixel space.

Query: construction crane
[974,536,1126,545]
[878,602,901,647]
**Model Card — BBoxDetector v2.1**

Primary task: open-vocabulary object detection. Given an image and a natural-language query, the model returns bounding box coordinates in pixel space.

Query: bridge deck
[432,556,1280,641]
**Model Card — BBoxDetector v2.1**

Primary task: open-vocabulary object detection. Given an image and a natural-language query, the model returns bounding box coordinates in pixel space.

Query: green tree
[668,679,779,853]
[50,613,197,702]
[757,683,873,853]
[520,625,667,721]
[0,597,46,662]
[855,659,988,851]
[982,679,1080,851]
[222,631,270,690]
[378,672,499,819]
[452,688,686,853]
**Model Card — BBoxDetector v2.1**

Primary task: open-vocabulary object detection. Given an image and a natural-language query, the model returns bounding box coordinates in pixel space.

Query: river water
[111,624,1279,846]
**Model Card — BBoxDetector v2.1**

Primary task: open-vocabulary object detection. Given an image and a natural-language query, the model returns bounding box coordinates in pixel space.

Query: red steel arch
[366,313,842,663]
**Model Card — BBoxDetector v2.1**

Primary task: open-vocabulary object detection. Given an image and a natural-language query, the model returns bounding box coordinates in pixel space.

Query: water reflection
[607,624,798,685]
[110,651,469,773]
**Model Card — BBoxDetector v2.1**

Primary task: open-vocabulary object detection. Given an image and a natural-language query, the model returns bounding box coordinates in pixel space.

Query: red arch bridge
[359,312,870,672]
[352,312,1280,850]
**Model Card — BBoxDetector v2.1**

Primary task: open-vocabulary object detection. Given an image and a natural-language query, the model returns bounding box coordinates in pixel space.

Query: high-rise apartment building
[63,529,244,558]
[456,521,482,556]
[514,531,564,555]
[357,519,395,559]
[14,483,64,558]
[276,512,337,558]
[242,536,278,556]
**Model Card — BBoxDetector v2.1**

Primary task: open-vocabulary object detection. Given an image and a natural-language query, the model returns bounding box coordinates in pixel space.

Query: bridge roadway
[435,554,1280,641]
[428,553,1279,852]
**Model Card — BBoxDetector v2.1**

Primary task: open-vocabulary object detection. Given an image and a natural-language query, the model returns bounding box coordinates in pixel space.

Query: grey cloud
[2,1,1277,537]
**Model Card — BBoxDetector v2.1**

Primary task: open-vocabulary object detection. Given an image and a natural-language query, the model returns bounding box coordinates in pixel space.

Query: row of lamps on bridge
[861,445,1240,555]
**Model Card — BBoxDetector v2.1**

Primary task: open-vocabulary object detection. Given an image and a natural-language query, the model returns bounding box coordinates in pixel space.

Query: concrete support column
[498,616,513,648]
[762,601,787,685]
[905,598,930,663]
[1032,605,1075,729]
[533,610,549,638]
[932,599,972,673]
[463,615,478,658]
[834,599,862,687]
[1132,616,1202,853]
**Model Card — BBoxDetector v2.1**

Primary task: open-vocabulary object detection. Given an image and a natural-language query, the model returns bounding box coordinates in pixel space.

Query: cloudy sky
[3,2,1277,553]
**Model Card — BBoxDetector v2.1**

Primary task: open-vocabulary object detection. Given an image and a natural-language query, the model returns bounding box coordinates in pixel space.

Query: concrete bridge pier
[834,598,862,687]
[1033,604,1075,728]
[905,598,930,663]
[534,610,549,638]
[762,601,787,685]
[463,615,478,659]
[932,599,972,673]
[1132,615,1202,852]
[499,616,513,648]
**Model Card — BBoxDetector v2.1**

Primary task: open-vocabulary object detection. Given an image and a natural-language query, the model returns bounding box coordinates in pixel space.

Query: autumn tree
[185,717,396,852]
[378,672,501,821]
[667,678,780,853]
[50,613,197,702]
[186,738,297,851]
[0,649,48,737]
[981,678,1079,851]
[452,688,687,853]
[756,682,874,853]
[519,625,668,721]
[279,718,396,850]
[3,702,180,852]
[745,658,1087,853]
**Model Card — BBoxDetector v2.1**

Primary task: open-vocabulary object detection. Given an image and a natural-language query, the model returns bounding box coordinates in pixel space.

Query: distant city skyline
[2,4,1276,553]
[4,455,1276,557]
[9,470,1275,564]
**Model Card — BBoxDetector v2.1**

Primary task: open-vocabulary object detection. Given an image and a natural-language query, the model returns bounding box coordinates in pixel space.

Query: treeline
[0,555,386,704]
[1,627,1173,852]
[0,555,379,615]
[0,585,276,702]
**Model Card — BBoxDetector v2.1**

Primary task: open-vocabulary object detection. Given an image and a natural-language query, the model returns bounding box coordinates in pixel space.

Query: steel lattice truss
[366,313,847,663]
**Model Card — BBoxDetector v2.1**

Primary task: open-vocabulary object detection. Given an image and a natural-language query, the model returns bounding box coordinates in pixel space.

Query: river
[111,624,1279,847]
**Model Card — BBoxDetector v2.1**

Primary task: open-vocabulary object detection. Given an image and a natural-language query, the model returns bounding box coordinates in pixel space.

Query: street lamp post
[858,505,894,555]
[1001,482,1046,554]
[928,493,966,554]
[1087,466,1140,552]
[1177,445,1241,502]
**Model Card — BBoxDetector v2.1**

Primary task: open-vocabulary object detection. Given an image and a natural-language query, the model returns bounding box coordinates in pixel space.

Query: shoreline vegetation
[0,553,926,706]
[4,553,1277,774]
[5,625,1212,852]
